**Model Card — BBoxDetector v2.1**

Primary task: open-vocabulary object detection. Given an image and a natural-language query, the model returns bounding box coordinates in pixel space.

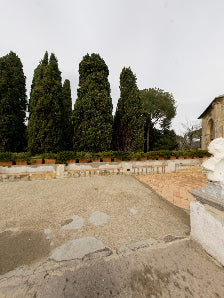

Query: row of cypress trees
[0,51,144,154]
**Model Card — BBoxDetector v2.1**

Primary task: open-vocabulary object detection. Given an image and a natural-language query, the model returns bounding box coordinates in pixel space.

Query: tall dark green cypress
[73,53,113,152]
[28,52,63,154]
[112,67,144,152]
[62,79,73,150]
[0,51,27,152]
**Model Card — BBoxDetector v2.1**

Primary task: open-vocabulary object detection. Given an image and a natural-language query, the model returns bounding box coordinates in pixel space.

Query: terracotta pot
[79,159,88,163]
[31,159,43,164]
[114,158,122,162]
[16,161,28,165]
[139,157,147,161]
[102,158,111,162]
[91,159,101,163]
[130,158,137,161]
[158,157,164,160]
[170,156,176,160]
[44,159,56,164]
[203,156,209,158]
[193,156,199,159]
[177,156,184,159]
[185,156,192,159]
[67,159,76,164]
[0,161,13,166]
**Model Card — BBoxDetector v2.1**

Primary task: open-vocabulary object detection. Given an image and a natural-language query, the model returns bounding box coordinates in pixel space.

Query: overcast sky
[1,0,224,134]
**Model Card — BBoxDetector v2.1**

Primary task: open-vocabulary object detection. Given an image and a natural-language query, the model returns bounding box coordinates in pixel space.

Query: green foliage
[27,52,64,154]
[73,53,113,152]
[0,149,211,163]
[0,51,27,152]
[112,67,144,152]
[139,88,176,129]
[13,152,31,162]
[139,88,176,152]
[150,128,178,151]
[76,151,89,160]
[0,152,13,161]
[56,151,77,164]
[40,152,57,159]
[62,79,73,150]
[99,151,114,158]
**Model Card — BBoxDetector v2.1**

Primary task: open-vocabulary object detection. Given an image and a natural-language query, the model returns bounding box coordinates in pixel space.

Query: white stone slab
[88,211,110,226]
[50,237,105,261]
[190,201,224,266]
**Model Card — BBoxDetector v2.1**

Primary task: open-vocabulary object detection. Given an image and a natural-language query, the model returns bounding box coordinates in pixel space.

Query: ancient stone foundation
[0,158,204,182]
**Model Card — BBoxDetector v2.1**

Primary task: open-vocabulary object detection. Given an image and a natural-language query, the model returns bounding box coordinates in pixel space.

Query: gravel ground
[0,175,189,274]
[1,175,224,297]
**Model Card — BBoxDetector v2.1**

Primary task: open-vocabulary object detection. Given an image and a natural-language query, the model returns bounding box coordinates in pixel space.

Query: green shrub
[99,151,114,159]
[76,152,89,160]
[13,152,31,162]
[56,151,76,164]
[0,152,13,162]
[41,152,57,159]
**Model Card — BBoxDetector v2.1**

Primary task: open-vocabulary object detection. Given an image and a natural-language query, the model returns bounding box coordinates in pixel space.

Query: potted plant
[91,152,101,163]
[169,151,176,160]
[100,151,112,162]
[138,152,147,161]
[14,152,31,165]
[77,152,89,163]
[31,155,43,164]
[42,153,57,164]
[113,151,122,162]
[0,152,14,166]
[56,151,77,164]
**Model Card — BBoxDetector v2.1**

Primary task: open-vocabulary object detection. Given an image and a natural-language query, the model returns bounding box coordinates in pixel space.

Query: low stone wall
[0,158,205,182]
[191,201,224,266]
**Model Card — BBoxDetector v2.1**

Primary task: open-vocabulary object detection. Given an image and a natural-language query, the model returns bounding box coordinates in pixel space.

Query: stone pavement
[137,172,207,211]
[1,238,224,297]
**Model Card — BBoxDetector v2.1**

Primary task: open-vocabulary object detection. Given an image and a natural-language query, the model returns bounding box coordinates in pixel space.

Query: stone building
[199,95,224,149]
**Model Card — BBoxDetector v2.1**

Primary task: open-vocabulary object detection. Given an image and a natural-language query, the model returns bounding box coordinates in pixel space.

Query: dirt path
[137,172,207,211]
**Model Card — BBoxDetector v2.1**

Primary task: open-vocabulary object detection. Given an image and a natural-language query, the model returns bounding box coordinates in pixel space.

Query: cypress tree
[112,67,144,152]
[62,79,73,150]
[0,51,27,152]
[27,52,63,154]
[73,53,113,152]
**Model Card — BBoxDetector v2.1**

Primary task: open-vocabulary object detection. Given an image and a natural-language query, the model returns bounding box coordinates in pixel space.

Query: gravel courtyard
[0,175,189,273]
[1,175,224,297]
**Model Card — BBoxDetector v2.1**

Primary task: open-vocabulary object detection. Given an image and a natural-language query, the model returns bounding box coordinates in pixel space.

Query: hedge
[0,149,211,163]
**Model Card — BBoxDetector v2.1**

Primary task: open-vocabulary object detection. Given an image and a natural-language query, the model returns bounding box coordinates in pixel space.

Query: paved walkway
[137,172,207,211]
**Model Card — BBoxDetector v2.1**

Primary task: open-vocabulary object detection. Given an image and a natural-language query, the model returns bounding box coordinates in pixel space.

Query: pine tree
[62,79,73,150]
[112,67,144,152]
[27,52,63,154]
[0,51,27,152]
[73,53,113,152]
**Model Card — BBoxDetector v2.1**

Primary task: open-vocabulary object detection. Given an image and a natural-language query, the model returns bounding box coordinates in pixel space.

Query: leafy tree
[73,53,113,152]
[0,51,27,152]
[112,67,144,152]
[62,79,73,150]
[139,88,176,152]
[150,127,178,151]
[27,52,63,154]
